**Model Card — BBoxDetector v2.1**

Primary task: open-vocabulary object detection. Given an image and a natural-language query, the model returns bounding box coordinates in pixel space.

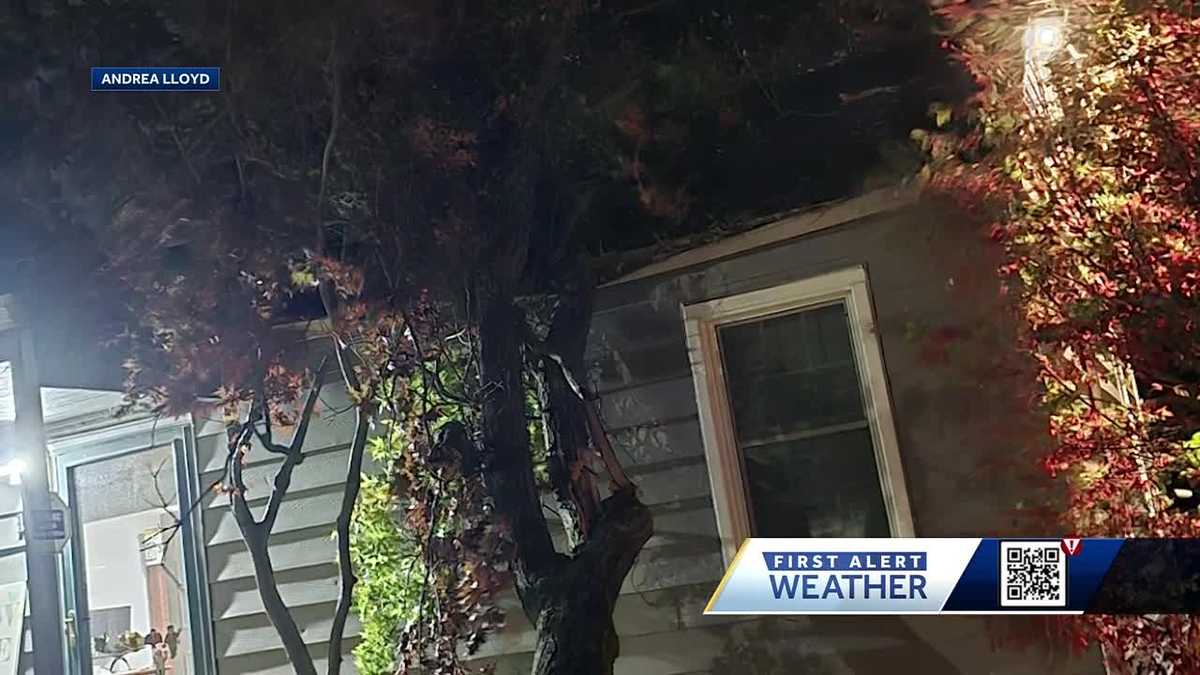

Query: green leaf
[1185,431,1200,451]
[930,102,952,128]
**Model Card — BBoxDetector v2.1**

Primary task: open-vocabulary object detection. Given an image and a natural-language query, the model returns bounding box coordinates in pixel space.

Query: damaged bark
[475,254,653,675]
[530,488,653,675]
[537,261,602,550]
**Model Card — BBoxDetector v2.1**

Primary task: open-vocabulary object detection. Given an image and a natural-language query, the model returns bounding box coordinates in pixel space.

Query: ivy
[350,473,423,675]
[344,321,516,675]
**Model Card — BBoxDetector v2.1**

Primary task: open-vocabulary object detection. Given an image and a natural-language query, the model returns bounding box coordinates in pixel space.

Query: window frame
[682,265,914,563]
[50,415,217,675]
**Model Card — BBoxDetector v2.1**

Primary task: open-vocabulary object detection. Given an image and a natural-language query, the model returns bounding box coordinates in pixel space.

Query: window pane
[72,445,195,675]
[719,304,863,443]
[717,302,890,537]
[742,428,890,537]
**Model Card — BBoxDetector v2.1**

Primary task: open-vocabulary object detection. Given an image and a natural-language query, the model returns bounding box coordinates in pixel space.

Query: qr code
[999,541,1067,607]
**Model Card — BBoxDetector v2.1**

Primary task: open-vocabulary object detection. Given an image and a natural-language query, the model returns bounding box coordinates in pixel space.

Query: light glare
[1036,25,1061,49]
[1024,16,1066,63]
[0,458,25,486]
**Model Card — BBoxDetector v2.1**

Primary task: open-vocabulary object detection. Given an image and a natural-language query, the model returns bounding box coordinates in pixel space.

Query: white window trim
[682,265,915,564]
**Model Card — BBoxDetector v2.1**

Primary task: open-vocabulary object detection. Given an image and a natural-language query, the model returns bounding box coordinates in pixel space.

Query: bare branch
[262,358,329,531]
[315,27,343,323]
[252,389,290,455]
[326,405,370,675]
[288,358,331,454]
[258,456,296,533]
[137,458,221,558]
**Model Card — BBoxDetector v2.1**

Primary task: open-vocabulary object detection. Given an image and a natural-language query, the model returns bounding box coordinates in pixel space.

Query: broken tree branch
[533,267,603,547]
[541,351,632,492]
[137,458,221,558]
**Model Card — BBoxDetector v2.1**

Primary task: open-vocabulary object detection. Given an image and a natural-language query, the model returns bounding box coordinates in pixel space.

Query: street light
[1023,13,1067,115]
[1025,16,1065,63]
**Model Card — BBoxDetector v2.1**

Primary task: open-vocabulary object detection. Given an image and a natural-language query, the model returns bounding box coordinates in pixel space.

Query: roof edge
[601,181,921,287]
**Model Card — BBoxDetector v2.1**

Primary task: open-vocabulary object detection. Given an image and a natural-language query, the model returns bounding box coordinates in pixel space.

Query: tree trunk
[539,261,600,550]
[530,489,652,675]
[531,579,621,675]
[476,280,561,615]
[474,253,652,675]
[243,530,318,675]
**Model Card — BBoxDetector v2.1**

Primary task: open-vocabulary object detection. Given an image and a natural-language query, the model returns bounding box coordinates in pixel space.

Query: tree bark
[476,281,562,617]
[327,405,370,674]
[474,253,654,675]
[243,529,318,675]
[530,489,653,675]
[225,364,327,675]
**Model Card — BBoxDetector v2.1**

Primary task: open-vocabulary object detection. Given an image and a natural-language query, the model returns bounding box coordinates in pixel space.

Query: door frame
[49,415,216,675]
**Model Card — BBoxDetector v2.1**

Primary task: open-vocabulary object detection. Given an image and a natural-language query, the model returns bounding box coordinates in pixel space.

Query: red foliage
[926,0,1200,670]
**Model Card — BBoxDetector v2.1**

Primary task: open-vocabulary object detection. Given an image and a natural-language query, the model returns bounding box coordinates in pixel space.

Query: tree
[922,0,1200,671]
[2,1,952,673]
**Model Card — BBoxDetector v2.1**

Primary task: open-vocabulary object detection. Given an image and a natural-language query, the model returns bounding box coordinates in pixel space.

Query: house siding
[492,197,1095,675]
[191,197,1099,672]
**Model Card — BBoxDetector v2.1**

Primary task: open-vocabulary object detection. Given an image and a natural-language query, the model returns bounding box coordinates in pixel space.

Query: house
[0,183,1102,674]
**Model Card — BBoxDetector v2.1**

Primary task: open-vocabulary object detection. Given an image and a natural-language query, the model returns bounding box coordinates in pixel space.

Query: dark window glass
[717,302,890,538]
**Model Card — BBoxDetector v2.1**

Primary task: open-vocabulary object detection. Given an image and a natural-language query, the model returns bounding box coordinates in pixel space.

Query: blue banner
[706,538,1200,615]
[91,67,220,92]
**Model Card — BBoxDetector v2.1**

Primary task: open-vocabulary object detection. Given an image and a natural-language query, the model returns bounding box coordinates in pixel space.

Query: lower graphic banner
[704,538,1200,614]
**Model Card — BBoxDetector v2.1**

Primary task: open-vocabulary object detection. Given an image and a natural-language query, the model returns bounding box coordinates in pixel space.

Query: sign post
[9,328,66,674]
[29,492,71,554]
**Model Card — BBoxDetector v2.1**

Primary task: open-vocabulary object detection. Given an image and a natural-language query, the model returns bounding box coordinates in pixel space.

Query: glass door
[56,427,211,675]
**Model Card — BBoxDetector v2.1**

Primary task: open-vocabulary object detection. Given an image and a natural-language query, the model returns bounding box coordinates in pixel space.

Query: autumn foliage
[925,0,1200,670]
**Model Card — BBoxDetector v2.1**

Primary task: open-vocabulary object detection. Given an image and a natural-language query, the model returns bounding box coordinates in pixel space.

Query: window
[683,266,913,562]
[52,420,216,675]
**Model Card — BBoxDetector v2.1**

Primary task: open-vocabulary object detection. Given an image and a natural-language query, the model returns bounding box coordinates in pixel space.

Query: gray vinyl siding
[198,197,1102,673]
[196,382,364,674]
[463,198,1095,674]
